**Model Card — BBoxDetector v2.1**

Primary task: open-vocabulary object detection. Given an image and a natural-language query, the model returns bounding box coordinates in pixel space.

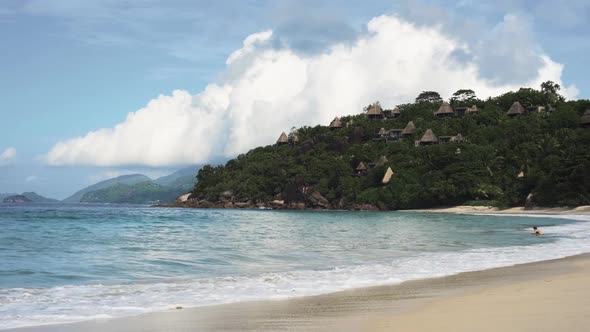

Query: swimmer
[531,226,543,236]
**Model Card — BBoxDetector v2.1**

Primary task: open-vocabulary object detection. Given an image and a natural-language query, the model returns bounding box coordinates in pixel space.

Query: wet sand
[8,254,590,332]
[405,205,590,215]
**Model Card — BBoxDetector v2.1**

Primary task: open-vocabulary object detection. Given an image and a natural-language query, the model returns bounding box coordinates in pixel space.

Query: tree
[451,89,476,103]
[540,80,564,104]
[415,91,442,103]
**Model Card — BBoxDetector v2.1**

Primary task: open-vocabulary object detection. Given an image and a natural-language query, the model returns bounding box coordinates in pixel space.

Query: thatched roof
[366,103,384,116]
[467,105,479,113]
[391,107,401,115]
[375,155,389,167]
[382,167,394,184]
[402,121,416,135]
[290,134,300,143]
[330,117,343,128]
[378,128,387,136]
[277,132,289,144]
[356,162,368,171]
[507,101,526,115]
[420,129,438,143]
[451,133,465,142]
[581,109,590,125]
[435,102,455,116]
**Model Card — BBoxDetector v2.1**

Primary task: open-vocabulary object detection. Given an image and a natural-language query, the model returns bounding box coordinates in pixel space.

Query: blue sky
[0,0,589,199]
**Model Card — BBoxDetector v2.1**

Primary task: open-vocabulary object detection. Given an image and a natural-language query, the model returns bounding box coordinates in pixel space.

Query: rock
[223,202,235,208]
[524,193,535,210]
[288,202,306,210]
[234,202,250,208]
[271,200,285,208]
[176,193,191,202]
[309,191,329,208]
[353,203,379,211]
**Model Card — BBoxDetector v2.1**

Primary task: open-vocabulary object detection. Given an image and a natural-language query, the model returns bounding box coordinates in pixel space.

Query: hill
[62,174,151,203]
[182,83,590,210]
[22,192,60,204]
[80,181,187,204]
[154,166,198,190]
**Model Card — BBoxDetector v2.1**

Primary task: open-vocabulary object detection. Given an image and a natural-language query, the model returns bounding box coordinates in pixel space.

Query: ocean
[1,204,589,330]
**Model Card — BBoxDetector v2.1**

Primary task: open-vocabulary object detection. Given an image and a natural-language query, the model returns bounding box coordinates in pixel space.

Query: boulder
[309,191,329,208]
[271,200,285,208]
[176,193,191,202]
[524,193,535,210]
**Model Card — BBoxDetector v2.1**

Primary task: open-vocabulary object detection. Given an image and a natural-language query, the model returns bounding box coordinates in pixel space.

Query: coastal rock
[353,203,379,211]
[271,200,285,208]
[309,191,329,208]
[223,202,235,209]
[176,193,191,202]
[234,202,250,208]
[288,202,307,210]
[524,193,535,210]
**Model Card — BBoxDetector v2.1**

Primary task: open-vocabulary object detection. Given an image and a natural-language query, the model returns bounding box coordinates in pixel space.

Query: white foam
[2,217,590,330]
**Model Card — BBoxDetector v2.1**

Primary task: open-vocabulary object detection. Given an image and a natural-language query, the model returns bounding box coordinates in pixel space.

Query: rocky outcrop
[158,190,381,211]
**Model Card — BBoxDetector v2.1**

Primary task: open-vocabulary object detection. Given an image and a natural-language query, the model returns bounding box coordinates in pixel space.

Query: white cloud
[25,175,38,183]
[0,147,16,165]
[45,15,577,167]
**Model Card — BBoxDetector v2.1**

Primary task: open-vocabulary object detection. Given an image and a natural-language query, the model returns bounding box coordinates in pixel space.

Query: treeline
[192,82,590,209]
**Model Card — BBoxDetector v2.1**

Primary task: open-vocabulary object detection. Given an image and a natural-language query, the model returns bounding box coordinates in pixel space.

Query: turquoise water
[1,204,589,329]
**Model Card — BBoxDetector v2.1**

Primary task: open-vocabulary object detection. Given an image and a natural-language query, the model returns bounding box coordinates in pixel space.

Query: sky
[0,0,589,199]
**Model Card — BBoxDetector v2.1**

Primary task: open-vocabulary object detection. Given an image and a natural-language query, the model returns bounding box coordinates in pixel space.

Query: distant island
[63,167,198,205]
[165,82,590,211]
[1,192,58,204]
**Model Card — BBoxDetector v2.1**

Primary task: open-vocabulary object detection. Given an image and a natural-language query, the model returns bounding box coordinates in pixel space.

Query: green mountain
[80,181,187,204]
[62,174,151,203]
[154,166,198,190]
[187,84,590,210]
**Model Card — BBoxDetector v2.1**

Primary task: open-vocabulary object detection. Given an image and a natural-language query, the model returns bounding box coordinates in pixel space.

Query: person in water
[532,226,543,236]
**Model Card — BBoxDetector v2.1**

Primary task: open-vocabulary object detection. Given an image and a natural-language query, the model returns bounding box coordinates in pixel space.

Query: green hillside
[81,181,187,204]
[62,174,151,203]
[188,83,590,210]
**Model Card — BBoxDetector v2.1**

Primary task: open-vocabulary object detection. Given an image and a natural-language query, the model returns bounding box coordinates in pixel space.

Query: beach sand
[405,205,590,215]
[9,253,590,332]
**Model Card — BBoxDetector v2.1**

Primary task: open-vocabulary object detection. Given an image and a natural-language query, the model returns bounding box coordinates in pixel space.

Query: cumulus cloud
[0,147,16,165]
[45,15,576,167]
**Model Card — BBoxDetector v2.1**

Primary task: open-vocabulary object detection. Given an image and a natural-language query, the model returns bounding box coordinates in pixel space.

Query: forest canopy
[190,82,590,210]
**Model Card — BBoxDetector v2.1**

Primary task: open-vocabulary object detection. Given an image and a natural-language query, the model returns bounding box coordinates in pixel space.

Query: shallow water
[1,204,589,330]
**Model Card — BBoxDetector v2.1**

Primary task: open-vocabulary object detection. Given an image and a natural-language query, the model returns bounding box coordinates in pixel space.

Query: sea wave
[2,215,589,330]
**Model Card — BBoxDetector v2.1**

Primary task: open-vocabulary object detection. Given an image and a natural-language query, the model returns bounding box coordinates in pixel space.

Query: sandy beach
[405,205,590,215]
[9,253,590,332]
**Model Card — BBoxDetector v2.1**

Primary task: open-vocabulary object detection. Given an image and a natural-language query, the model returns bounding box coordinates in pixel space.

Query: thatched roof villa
[507,101,526,116]
[419,129,439,145]
[366,103,384,119]
[329,117,343,129]
[435,102,455,118]
[401,121,416,136]
[276,132,289,145]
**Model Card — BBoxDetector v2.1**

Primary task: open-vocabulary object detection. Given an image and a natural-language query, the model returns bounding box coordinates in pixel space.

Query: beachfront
[9,253,589,332]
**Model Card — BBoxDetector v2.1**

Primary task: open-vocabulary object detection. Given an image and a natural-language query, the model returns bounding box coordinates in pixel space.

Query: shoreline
[8,253,590,332]
[404,205,590,215]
